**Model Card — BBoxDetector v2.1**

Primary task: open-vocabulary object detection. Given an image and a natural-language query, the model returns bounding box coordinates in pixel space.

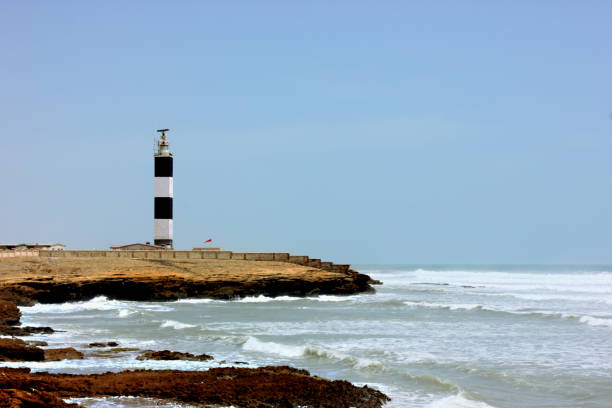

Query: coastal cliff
[0,257,375,306]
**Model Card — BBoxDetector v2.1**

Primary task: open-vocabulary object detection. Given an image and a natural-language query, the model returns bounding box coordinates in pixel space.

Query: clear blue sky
[1,1,611,264]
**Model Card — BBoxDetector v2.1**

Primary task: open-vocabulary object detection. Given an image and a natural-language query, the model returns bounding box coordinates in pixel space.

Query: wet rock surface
[88,341,119,348]
[0,295,54,336]
[43,347,84,362]
[0,366,390,408]
[0,325,54,336]
[0,300,21,326]
[0,387,79,408]
[0,339,84,362]
[0,338,44,362]
[136,349,214,361]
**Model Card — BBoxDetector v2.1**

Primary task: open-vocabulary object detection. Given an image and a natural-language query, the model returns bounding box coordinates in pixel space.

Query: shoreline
[0,257,377,306]
[0,256,388,407]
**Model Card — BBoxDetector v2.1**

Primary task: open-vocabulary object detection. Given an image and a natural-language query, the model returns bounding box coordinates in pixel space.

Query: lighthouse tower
[154,129,173,248]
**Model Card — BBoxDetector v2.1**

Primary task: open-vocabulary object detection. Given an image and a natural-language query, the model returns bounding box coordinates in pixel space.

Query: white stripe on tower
[154,129,173,248]
[154,177,173,197]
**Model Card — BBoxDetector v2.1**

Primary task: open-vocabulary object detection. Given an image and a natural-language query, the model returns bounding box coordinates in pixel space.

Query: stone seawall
[38,250,351,274]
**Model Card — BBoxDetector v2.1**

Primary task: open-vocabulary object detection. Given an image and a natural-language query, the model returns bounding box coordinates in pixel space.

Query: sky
[1,1,611,264]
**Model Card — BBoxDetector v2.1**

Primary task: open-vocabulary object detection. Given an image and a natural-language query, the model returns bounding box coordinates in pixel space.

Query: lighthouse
[154,129,173,248]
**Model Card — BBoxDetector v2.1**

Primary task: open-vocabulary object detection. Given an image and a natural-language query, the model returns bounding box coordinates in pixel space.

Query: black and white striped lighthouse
[154,129,173,248]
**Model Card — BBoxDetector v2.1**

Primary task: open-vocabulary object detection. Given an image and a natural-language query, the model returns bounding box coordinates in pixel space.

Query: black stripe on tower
[154,197,173,219]
[155,156,173,177]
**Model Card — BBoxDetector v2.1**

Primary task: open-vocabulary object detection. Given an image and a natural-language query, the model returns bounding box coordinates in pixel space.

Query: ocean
[5,265,612,408]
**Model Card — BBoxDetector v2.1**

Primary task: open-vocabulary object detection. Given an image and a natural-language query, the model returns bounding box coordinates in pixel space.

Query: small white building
[45,244,66,251]
[0,243,65,251]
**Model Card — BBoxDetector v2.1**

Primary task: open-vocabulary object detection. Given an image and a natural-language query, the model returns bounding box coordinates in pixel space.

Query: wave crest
[160,320,197,330]
[428,393,498,408]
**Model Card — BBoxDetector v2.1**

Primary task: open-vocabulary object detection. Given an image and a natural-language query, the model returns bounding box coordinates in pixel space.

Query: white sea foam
[174,298,215,304]
[208,294,364,303]
[403,301,499,312]
[241,337,384,370]
[65,396,200,408]
[378,268,612,297]
[402,301,612,328]
[427,393,498,408]
[577,315,612,327]
[237,295,302,303]
[160,320,197,330]
[313,295,358,302]
[118,309,136,318]
[20,296,174,315]
[506,293,612,305]
[242,336,304,357]
[0,355,217,374]
[535,312,612,328]
[21,296,125,314]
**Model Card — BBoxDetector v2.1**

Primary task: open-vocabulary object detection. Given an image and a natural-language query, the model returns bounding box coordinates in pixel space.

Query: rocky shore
[0,366,390,408]
[0,256,388,407]
[0,257,376,306]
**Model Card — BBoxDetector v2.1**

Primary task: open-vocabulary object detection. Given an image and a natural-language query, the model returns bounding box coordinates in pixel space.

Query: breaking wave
[403,301,499,312]
[401,301,612,328]
[427,393,498,408]
[174,298,215,304]
[242,337,383,369]
[241,336,459,390]
[21,296,174,314]
[160,320,197,330]
[117,309,137,318]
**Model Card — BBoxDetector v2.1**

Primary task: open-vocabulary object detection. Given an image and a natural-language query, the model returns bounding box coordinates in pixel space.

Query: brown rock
[26,341,49,347]
[136,349,213,361]
[43,348,84,361]
[0,366,390,408]
[0,338,44,361]
[0,325,54,336]
[0,300,21,326]
[88,341,119,348]
[85,347,139,359]
[0,388,79,408]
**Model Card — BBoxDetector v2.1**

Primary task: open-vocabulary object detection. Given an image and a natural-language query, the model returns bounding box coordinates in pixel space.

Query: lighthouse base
[154,239,173,248]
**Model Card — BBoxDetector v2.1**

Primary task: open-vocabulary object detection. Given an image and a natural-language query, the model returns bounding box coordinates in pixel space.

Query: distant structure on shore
[0,243,65,251]
[110,243,164,251]
[154,129,173,248]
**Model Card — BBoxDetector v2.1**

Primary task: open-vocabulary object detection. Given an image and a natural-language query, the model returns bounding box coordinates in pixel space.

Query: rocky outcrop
[0,300,21,326]
[136,350,213,361]
[88,341,119,348]
[0,387,78,408]
[0,274,374,306]
[0,325,54,336]
[0,339,83,362]
[0,338,44,362]
[43,348,84,362]
[0,258,377,306]
[0,366,390,408]
[0,297,54,336]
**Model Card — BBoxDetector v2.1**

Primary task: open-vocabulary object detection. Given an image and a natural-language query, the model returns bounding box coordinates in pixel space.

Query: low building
[0,243,65,251]
[110,243,164,251]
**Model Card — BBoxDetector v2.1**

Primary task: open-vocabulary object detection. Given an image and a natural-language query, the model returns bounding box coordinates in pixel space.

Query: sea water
[4,265,612,408]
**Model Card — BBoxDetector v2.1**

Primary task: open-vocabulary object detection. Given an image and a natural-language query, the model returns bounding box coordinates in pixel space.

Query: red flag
[204,239,212,243]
